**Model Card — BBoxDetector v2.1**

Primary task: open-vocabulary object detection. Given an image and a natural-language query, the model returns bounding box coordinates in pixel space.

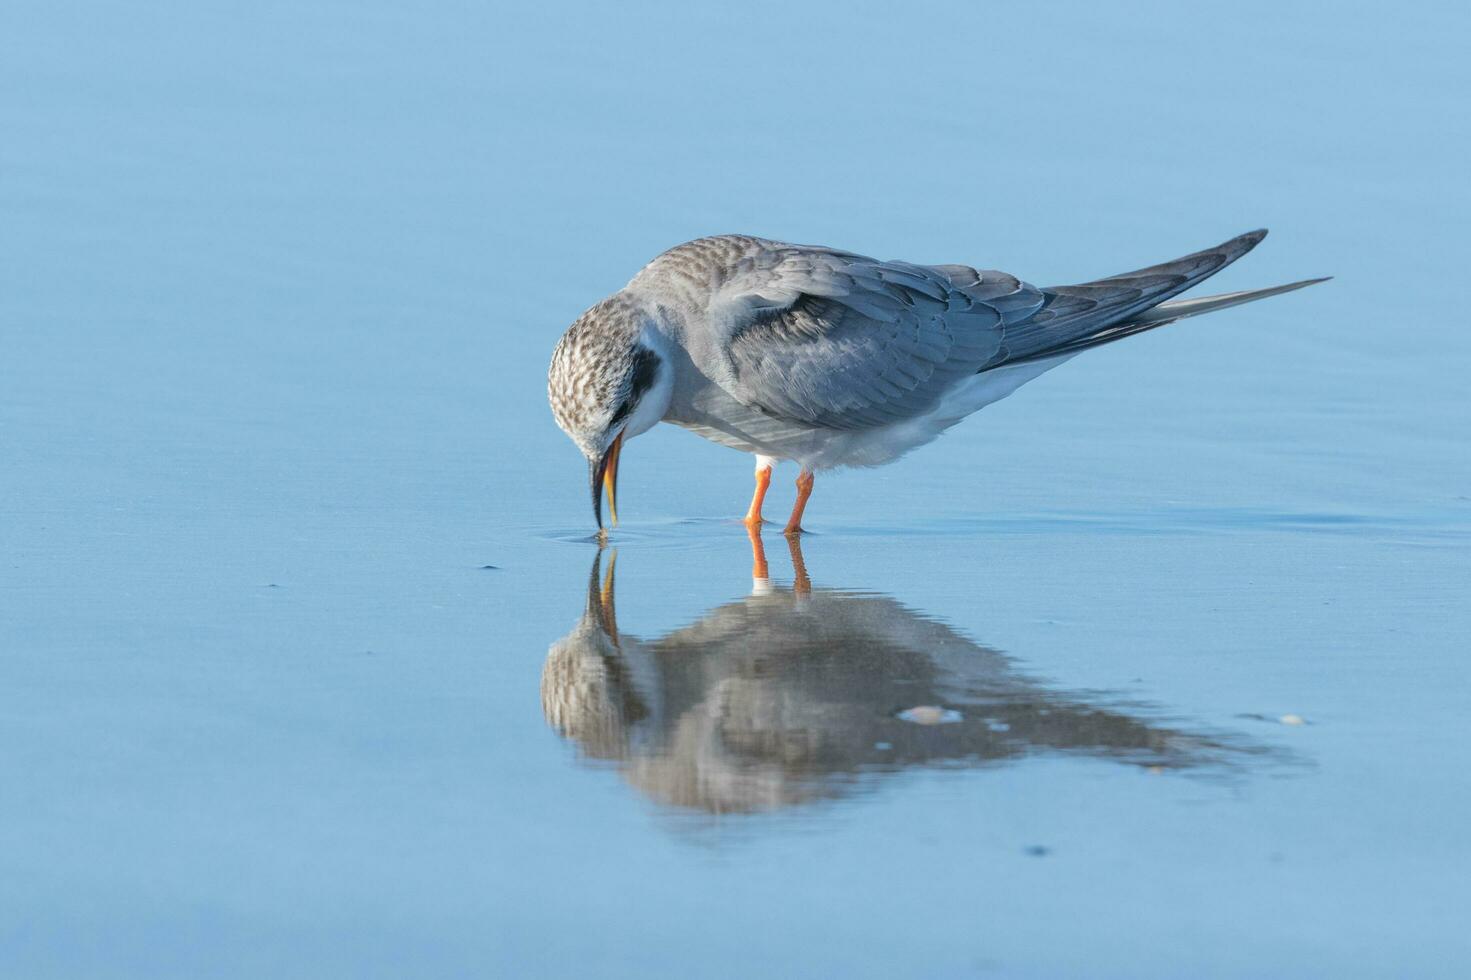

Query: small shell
[897,705,963,725]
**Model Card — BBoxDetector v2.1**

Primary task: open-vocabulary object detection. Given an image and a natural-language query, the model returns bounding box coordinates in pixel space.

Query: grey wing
[979,230,1269,369]
[700,230,1265,431]
[715,245,1044,430]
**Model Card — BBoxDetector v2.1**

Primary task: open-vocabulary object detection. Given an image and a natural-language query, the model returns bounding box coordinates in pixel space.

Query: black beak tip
[589,457,604,530]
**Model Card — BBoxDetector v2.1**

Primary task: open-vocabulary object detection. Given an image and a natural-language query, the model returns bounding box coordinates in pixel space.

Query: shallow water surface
[3,1,1470,977]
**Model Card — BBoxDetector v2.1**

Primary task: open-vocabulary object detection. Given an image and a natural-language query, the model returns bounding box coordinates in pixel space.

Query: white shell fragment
[897,706,963,725]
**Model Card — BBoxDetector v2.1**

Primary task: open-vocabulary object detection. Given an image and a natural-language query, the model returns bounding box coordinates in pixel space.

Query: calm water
[3,1,1469,977]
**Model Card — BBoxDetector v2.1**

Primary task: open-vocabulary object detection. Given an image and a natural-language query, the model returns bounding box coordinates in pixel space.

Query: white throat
[623,327,674,439]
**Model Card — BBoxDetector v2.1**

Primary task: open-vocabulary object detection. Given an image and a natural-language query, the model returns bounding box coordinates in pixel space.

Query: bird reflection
[542,533,1264,814]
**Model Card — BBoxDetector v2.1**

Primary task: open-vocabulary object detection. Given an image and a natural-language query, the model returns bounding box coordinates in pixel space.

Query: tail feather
[1134,277,1332,325]
[984,230,1327,370]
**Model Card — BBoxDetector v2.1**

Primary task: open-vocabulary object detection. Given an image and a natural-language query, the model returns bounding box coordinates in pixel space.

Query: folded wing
[694,230,1275,432]
[714,243,1043,430]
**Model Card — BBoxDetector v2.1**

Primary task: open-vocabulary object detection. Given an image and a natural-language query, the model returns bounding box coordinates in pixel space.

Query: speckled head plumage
[548,293,667,529]
[548,295,648,458]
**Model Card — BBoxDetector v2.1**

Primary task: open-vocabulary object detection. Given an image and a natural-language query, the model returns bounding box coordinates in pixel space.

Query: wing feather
[981,230,1268,369]
[711,245,1033,430]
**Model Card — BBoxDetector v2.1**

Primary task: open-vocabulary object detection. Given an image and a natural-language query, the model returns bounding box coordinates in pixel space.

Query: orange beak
[589,430,624,529]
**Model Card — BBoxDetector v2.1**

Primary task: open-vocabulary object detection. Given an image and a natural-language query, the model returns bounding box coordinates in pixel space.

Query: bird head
[540,550,648,760]
[547,295,669,529]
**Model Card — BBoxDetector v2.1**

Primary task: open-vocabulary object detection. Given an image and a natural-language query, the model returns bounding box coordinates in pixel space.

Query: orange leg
[743,463,773,527]
[783,470,815,536]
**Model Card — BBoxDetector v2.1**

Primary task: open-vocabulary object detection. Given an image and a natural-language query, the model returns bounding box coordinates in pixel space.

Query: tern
[547,230,1326,534]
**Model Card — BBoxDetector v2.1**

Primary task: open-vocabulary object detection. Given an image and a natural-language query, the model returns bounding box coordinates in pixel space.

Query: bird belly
[927,353,1074,424]
[666,408,944,470]
[792,354,1077,469]
[796,355,1076,468]
[665,354,1072,470]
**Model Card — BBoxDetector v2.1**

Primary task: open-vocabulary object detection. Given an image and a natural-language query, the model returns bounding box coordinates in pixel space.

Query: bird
[541,541,1265,813]
[547,230,1326,535]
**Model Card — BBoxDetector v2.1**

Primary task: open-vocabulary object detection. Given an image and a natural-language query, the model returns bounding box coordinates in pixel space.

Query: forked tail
[986,230,1329,370]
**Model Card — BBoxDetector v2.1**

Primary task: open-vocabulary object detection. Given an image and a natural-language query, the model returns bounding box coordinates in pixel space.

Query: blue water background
[3,2,1469,976]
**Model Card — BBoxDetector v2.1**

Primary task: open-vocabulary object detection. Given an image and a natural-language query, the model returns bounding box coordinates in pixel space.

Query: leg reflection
[747,522,811,595]
[786,532,811,596]
[747,522,769,585]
